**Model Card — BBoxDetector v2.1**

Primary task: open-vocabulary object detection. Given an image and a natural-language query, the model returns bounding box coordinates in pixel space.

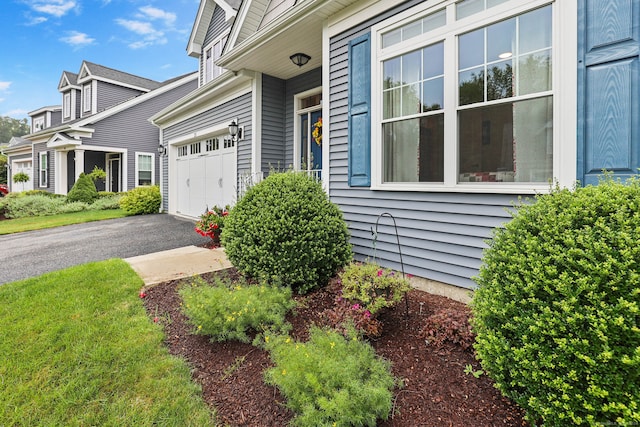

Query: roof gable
[76,61,162,92]
[187,0,239,57]
[58,71,79,91]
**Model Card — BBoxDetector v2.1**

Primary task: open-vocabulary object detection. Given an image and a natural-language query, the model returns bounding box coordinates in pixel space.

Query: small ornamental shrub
[195,205,229,242]
[221,172,352,294]
[419,308,474,350]
[321,298,383,338]
[67,173,98,204]
[89,193,122,210]
[119,185,161,215]
[264,327,397,426]
[2,194,66,218]
[179,276,295,344]
[12,172,29,184]
[57,201,89,214]
[340,262,412,314]
[472,177,640,425]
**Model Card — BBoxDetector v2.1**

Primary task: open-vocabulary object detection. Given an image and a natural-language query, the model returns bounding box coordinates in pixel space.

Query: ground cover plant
[222,171,352,294]
[473,177,640,425]
[0,260,214,425]
[0,190,122,219]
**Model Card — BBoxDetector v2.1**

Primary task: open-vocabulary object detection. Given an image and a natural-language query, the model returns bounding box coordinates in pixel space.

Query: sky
[0,0,201,120]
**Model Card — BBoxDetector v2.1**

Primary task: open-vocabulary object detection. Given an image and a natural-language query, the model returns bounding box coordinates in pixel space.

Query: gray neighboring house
[3,61,197,194]
[153,0,638,295]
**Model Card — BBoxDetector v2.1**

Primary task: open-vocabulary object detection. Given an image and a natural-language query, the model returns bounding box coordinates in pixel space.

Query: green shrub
[179,276,295,344]
[90,193,123,210]
[57,201,89,214]
[119,185,160,215]
[12,172,29,184]
[472,177,640,425]
[3,194,66,218]
[67,173,98,204]
[264,327,397,426]
[221,172,352,293]
[340,262,411,315]
[22,190,61,198]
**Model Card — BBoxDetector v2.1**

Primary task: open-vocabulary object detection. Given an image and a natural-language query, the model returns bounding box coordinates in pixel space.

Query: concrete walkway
[125,246,232,287]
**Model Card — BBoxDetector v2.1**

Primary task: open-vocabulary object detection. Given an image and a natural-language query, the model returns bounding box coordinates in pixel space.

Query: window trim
[369,0,576,194]
[63,92,71,118]
[83,83,92,113]
[135,152,155,187]
[39,152,48,188]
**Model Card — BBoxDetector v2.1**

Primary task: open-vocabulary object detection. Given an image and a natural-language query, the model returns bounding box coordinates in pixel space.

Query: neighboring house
[3,136,34,192]
[3,61,198,195]
[153,0,636,292]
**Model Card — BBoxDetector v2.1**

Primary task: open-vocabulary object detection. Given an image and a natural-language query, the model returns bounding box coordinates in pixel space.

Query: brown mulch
[143,268,529,427]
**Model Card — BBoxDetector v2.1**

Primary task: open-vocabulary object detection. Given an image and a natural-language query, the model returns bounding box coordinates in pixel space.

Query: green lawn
[0,209,128,235]
[0,260,215,426]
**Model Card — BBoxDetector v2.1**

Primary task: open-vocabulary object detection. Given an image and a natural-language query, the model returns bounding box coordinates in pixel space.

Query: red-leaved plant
[195,205,230,244]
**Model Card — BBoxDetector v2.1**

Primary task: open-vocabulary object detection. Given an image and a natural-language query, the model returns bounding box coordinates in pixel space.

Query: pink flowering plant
[195,205,230,242]
[339,261,412,315]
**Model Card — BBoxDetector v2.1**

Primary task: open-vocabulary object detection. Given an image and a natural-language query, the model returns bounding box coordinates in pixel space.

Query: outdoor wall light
[228,119,242,142]
[290,52,311,67]
[157,143,166,156]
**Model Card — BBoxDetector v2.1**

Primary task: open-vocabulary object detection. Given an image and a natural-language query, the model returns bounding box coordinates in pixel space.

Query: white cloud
[0,82,11,91]
[26,16,48,25]
[138,6,176,26]
[116,18,167,49]
[116,19,156,36]
[28,0,77,18]
[60,31,95,48]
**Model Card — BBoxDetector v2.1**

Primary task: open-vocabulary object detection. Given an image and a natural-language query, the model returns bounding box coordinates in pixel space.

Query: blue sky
[0,0,201,120]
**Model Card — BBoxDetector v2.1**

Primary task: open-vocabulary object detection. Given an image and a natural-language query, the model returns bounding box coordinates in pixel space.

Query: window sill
[370,182,553,194]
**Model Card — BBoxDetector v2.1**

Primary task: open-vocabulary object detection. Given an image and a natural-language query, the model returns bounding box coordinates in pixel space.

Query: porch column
[55,150,68,194]
[74,149,85,182]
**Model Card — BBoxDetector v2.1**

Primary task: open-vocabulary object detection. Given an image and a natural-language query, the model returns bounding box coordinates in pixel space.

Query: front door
[108,156,120,192]
[299,108,322,180]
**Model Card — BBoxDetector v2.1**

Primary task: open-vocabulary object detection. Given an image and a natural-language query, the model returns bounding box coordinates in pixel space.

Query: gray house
[4,61,197,194]
[154,0,637,295]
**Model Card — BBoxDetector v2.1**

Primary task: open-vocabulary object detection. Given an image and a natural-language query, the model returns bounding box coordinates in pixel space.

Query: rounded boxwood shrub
[67,173,98,204]
[472,177,640,425]
[119,185,161,215]
[221,172,352,294]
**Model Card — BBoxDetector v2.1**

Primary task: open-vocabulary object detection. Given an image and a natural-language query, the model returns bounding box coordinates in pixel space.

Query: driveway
[0,214,211,285]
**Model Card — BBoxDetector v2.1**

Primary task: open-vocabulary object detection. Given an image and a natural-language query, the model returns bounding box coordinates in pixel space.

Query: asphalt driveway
[0,214,210,285]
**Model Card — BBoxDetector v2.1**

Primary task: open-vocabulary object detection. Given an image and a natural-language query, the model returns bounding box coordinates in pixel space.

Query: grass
[0,209,128,235]
[0,260,215,426]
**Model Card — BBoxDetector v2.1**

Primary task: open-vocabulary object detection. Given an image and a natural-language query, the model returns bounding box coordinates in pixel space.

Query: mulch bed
[143,268,529,427]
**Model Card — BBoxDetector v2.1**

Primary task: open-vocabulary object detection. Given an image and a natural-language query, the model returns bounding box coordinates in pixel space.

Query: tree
[0,116,30,184]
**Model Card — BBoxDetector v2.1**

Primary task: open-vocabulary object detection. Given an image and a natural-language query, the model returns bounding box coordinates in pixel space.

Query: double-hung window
[39,152,48,188]
[372,0,571,192]
[83,83,92,113]
[136,153,154,186]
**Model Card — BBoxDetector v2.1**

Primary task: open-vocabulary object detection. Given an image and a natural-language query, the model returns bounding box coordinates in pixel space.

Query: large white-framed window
[83,83,92,113]
[294,88,323,180]
[39,152,48,188]
[135,152,154,186]
[63,92,71,118]
[371,0,575,193]
[203,32,229,84]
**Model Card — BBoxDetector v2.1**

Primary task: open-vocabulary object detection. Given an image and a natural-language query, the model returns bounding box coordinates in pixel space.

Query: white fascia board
[226,0,252,50]
[187,0,212,57]
[150,69,255,128]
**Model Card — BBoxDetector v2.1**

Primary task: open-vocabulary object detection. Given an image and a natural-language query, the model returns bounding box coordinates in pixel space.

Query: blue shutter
[577,0,640,185]
[348,33,371,187]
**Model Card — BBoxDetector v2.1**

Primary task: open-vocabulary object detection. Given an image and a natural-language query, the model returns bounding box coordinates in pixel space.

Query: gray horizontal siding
[261,74,286,171]
[85,79,196,191]
[161,92,253,211]
[329,1,525,290]
[96,81,144,112]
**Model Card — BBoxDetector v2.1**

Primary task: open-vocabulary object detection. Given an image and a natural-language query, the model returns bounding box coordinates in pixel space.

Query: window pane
[403,20,422,41]
[456,0,483,20]
[422,77,444,111]
[383,87,402,119]
[459,28,484,70]
[423,42,444,78]
[383,115,444,182]
[139,155,151,170]
[487,60,513,101]
[459,67,484,105]
[519,50,551,95]
[487,0,509,7]
[423,10,446,33]
[402,50,421,84]
[458,96,552,183]
[383,57,401,89]
[382,28,402,48]
[519,6,552,54]
[139,171,152,186]
[401,84,421,116]
[487,18,515,63]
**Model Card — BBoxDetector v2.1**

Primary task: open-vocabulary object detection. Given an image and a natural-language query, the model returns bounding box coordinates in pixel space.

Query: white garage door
[12,160,33,192]
[175,138,236,218]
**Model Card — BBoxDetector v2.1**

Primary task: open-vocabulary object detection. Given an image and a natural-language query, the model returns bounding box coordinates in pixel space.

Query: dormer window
[204,33,228,84]
[63,93,71,118]
[83,83,92,113]
[33,117,45,132]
